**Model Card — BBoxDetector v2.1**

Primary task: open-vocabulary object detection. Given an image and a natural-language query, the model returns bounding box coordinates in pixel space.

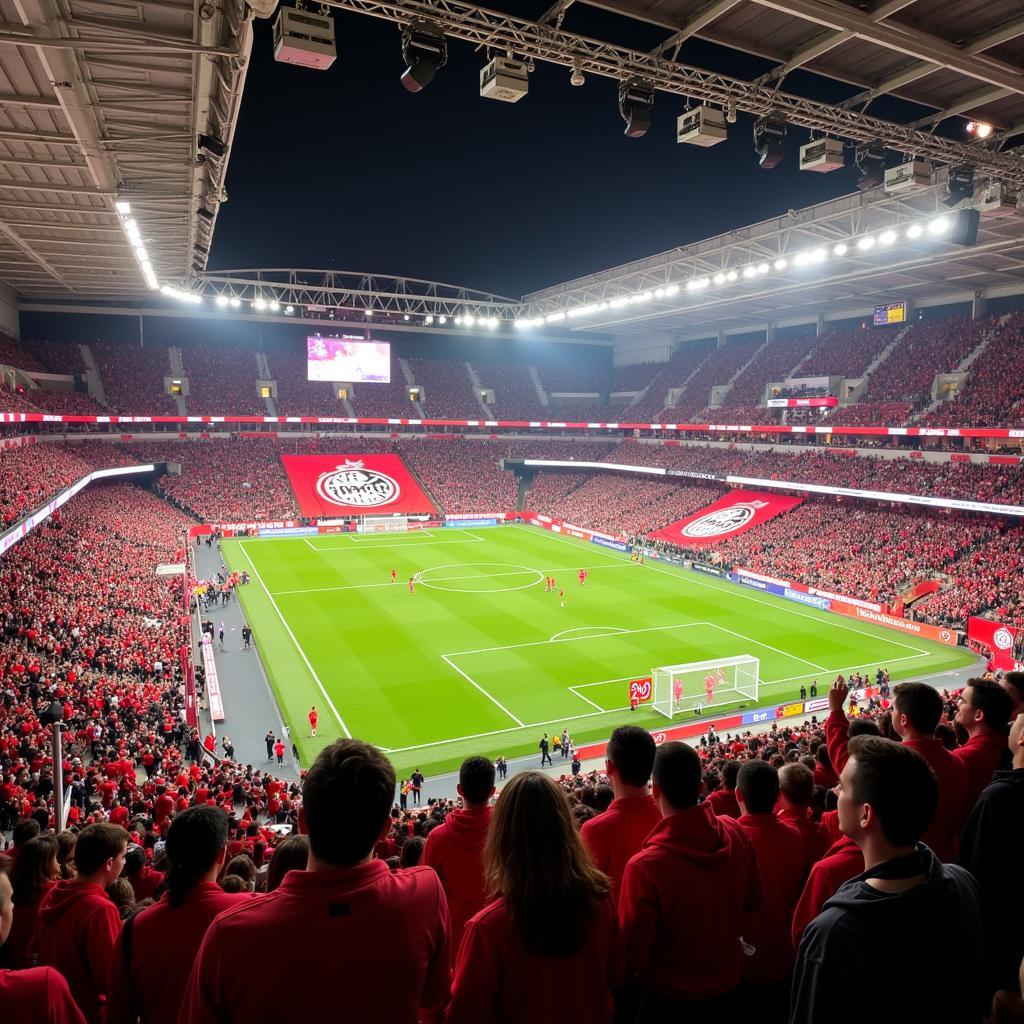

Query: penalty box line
[237,541,353,739]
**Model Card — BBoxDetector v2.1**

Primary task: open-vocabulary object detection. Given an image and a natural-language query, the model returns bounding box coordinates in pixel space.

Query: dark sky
[209,3,940,299]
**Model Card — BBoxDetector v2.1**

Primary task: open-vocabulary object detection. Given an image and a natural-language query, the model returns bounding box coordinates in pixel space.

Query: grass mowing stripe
[238,540,353,739]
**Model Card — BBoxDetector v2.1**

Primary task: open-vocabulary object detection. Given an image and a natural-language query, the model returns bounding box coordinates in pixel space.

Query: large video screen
[306,337,391,383]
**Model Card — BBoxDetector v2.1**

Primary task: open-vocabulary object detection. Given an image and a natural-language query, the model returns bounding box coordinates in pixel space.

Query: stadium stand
[407,357,481,418]
[0,331,44,372]
[23,340,87,375]
[180,346,264,416]
[797,325,898,379]
[92,344,177,415]
[537,363,613,394]
[478,361,548,420]
[265,347,347,416]
[627,340,717,419]
[659,340,761,420]
[723,334,820,407]
[823,402,915,426]
[610,362,663,394]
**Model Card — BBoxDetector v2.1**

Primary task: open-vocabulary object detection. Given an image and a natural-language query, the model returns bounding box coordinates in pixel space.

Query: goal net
[358,515,409,534]
[651,655,759,720]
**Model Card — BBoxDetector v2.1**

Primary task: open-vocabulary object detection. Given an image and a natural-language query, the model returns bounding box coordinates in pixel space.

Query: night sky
[209,4,946,299]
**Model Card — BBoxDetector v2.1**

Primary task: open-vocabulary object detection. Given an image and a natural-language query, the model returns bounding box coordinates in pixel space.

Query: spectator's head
[736,760,779,815]
[457,756,495,808]
[605,725,656,793]
[652,742,703,814]
[399,836,425,868]
[74,823,129,886]
[1001,672,1024,718]
[956,679,1014,736]
[123,845,146,878]
[220,874,247,894]
[11,819,40,849]
[106,877,135,916]
[266,834,309,893]
[300,739,395,868]
[9,834,59,905]
[164,805,229,907]
[223,855,257,892]
[848,718,880,738]
[720,759,740,792]
[838,736,938,853]
[56,832,76,878]
[485,771,609,957]
[1010,712,1024,769]
[892,682,943,740]
[778,763,814,809]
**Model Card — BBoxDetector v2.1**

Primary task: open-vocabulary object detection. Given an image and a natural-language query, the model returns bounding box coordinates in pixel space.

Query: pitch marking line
[549,626,628,642]
[512,524,931,658]
[568,686,605,711]
[238,541,353,739]
[440,654,526,728]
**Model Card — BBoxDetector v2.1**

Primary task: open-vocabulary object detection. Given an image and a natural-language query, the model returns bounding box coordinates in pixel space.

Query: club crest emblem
[680,501,768,539]
[315,460,400,508]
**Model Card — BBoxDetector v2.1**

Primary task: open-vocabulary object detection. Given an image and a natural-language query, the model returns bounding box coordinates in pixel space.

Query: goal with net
[358,515,409,534]
[650,655,759,720]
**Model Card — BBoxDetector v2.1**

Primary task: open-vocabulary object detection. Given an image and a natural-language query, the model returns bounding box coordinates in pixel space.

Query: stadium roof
[0,0,251,298]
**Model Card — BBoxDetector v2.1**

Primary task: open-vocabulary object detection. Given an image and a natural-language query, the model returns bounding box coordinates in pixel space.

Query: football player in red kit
[391,568,397,583]
[578,569,588,586]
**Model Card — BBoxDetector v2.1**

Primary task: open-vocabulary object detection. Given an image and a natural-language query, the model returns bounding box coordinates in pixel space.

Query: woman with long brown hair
[4,834,59,968]
[446,771,624,1023]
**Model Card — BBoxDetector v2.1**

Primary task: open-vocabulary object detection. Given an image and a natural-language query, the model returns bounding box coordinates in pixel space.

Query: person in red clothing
[705,759,741,818]
[446,772,623,1024]
[179,739,450,1024]
[122,845,165,902]
[953,679,1014,808]
[5,818,41,869]
[308,705,318,738]
[34,822,128,1024]
[890,682,969,861]
[106,806,249,1024]
[580,725,660,906]
[735,760,806,1012]
[422,755,495,957]
[5,833,59,969]
[0,858,86,1024]
[273,737,285,765]
[619,741,763,1021]
[777,764,830,865]
[790,833,863,949]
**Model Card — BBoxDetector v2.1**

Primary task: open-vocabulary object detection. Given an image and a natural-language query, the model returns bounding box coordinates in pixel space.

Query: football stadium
[0,0,1022,1021]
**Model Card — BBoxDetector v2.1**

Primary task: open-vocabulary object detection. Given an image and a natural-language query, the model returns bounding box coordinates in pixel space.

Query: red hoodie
[421,805,492,956]
[5,879,55,969]
[580,794,661,906]
[903,736,969,861]
[776,806,831,866]
[620,801,763,1001]
[127,865,165,902]
[737,813,807,983]
[34,879,122,1024]
[705,787,741,819]
[446,893,624,1024]
[790,835,863,948]
[0,966,87,1024]
[106,882,249,1024]
[953,732,1009,809]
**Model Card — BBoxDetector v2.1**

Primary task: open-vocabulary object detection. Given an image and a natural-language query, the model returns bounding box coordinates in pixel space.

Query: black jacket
[791,845,985,1024]
[959,767,1024,997]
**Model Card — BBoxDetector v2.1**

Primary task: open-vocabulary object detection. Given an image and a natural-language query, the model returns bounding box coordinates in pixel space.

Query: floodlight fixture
[944,164,976,207]
[857,236,875,250]
[753,116,786,169]
[618,78,654,138]
[966,120,993,140]
[833,242,848,255]
[773,257,787,270]
[400,22,447,92]
[215,295,229,308]
[570,63,585,87]
[855,141,886,191]
[115,200,131,215]
[439,315,447,325]
[906,224,923,239]
[229,297,241,308]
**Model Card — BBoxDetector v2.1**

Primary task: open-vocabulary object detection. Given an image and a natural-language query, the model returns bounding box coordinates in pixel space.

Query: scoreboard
[874,301,907,326]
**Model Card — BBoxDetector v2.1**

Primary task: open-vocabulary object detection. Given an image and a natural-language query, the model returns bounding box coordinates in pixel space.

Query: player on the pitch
[704,670,720,706]
[391,568,397,583]
[578,569,588,586]
[408,575,416,594]
[559,588,565,608]
[308,706,318,738]
[672,677,683,712]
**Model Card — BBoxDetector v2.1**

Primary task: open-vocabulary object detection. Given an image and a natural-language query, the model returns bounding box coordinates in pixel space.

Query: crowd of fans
[264,348,350,416]
[407,358,483,420]
[477,362,548,421]
[723,334,820,407]
[824,401,915,426]
[179,347,265,417]
[91,345,178,416]
[611,362,664,394]
[659,340,761,421]
[798,324,898,379]
[536,363,613,394]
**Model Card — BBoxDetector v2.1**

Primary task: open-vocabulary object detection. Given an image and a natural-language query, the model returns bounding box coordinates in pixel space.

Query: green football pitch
[222,524,976,777]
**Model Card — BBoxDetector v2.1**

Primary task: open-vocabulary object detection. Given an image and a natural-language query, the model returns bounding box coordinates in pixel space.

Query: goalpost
[358,515,409,534]
[650,655,759,720]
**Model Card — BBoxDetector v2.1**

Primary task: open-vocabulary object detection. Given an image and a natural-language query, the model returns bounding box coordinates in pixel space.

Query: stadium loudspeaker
[950,208,980,247]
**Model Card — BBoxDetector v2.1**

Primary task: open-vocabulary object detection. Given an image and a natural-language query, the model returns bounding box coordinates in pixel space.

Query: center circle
[415,562,545,594]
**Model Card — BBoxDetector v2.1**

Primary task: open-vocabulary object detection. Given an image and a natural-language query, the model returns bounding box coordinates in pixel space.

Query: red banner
[968,616,1019,671]
[831,601,959,646]
[630,677,653,703]
[280,453,437,517]
[647,489,803,546]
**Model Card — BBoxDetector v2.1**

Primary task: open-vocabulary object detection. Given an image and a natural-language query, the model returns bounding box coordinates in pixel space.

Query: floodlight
[753,116,786,168]
[618,78,654,138]
[439,315,447,324]
[229,297,240,308]
[269,300,280,311]
[878,230,897,245]
[115,200,131,215]
[742,266,756,278]
[253,298,267,311]
[944,164,975,207]
[215,295,229,308]
[757,263,769,273]
[966,120,993,140]
[725,270,738,281]
[570,63,585,87]
[833,242,848,255]
[928,216,950,235]
[424,314,434,325]
[774,258,787,270]
[403,314,410,320]
[713,273,726,284]
[857,236,875,250]
[906,224,923,239]
[285,305,294,314]
[400,22,447,92]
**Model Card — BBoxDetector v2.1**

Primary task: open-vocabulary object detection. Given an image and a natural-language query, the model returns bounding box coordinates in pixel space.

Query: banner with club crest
[647,488,804,547]
[280,453,437,516]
